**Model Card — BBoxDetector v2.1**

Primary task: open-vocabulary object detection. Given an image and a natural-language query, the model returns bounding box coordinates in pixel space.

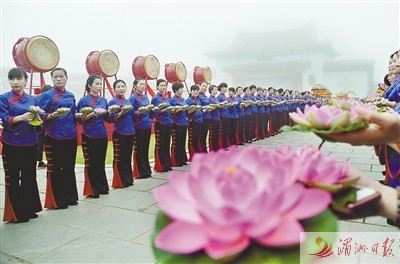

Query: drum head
[144,55,160,79]
[99,50,119,76]
[203,67,212,84]
[26,36,59,71]
[176,62,187,82]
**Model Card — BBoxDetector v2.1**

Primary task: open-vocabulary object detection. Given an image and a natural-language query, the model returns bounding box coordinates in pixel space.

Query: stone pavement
[0,131,398,264]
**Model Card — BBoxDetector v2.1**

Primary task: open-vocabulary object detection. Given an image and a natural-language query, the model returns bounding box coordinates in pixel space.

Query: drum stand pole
[40,73,45,88]
[29,71,34,95]
[104,78,115,98]
[145,78,156,97]
[102,78,106,97]
[184,81,190,95]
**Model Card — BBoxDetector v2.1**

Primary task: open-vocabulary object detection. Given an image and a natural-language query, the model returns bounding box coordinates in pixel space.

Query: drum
[86,50,120,77]
[12,35,60,73]
[165,62,187,83]
[132,55,160,80]
[193,66,212,84]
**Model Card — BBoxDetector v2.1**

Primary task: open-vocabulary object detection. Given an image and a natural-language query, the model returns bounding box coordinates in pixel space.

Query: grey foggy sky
[1,0,399,95]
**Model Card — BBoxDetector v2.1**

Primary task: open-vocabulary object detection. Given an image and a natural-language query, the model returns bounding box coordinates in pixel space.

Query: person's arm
[324,107,400,145]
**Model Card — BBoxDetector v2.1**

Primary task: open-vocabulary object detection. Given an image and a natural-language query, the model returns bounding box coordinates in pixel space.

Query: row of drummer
[1,67,321,223]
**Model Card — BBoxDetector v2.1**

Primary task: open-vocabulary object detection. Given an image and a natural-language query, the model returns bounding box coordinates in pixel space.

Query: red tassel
[154,149,163,172]
[112,160,124,188]
[132,151,140,179]
[44,170,58,208]
[3,189,17,222]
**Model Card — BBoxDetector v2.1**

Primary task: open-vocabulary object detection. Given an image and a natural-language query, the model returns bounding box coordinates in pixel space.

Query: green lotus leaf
[29,119,43,126]
[280,120,369,135]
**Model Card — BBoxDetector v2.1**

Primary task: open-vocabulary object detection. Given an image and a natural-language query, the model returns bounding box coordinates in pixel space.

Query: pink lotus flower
[93,107,107,115]
[154,146,332,260]
[29,105,45,114]
[275,145,351,188]
[289,105,351,129]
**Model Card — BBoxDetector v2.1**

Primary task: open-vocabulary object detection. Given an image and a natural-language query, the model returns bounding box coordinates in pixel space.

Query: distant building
[206,22,374,97]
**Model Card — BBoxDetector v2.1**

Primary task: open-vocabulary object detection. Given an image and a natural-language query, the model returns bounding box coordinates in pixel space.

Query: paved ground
[0,131,398,264]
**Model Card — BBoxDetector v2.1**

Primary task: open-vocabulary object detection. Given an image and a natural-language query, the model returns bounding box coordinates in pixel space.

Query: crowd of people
[1,52,399,227]
[0,66,322,223]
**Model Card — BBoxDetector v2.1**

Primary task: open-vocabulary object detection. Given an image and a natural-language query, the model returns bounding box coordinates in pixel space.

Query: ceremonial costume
[77,94,109,197]
[249,93,258,140]
[0,91,42,222]
[39,87,79,209]
[243,94,252,142]
[129,91,152,178]
[208,94,221,151]
[199,91,210,153]
[256,93,266,139]
[186,96,203,160]
[151,92,173,172]
[170,94,188,166]
[108,96,135,188]
[227,95,239,145]
[217,92,230,148]
[235,94,246,144]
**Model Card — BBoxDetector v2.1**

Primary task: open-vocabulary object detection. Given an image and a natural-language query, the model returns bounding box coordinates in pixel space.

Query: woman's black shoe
[29,213,39,219]
[68,201,78,206]
[89,194,100,199]
[99,191,109,195]
[56,204,68,209]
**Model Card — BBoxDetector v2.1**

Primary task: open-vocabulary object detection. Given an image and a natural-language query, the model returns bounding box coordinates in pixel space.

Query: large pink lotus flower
[274,145,351,188]
[154,146,332,260]
[289,105,351,129]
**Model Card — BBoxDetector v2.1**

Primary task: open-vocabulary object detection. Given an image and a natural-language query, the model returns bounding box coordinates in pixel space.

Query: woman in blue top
[384,51,400,103]
[0,68,42,223]
[39,67,79,209]
[208,85,221,151]
[227,87,239,146]
[256,87,266,139]
[217,83,230,149]
[151,79,173,172]
[129,78,152,179]
[77,75,109,198]
[198,81,210,153]
[235,86,246,145]
[242,87,252,143]
[169,82,188,167]
[108,80,135,188]
[186,85,203,161]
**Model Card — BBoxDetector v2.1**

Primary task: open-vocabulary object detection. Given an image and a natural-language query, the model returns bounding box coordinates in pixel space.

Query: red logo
[309,237,333,258]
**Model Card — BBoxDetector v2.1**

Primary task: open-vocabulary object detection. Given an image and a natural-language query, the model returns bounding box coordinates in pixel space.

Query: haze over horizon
[1,0,399,97]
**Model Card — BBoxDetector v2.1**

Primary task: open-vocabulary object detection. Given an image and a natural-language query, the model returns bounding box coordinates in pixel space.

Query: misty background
[1,0,399,99]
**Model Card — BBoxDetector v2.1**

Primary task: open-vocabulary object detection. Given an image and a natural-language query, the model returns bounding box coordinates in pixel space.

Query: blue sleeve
[129,95,137,110]
[387,82,400,102]
[0,94,13,130]
[38,92,52,113]
[151,96,161,114]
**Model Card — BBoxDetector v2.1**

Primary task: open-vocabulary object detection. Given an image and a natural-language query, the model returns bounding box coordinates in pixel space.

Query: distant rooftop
[206,22,339,60]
